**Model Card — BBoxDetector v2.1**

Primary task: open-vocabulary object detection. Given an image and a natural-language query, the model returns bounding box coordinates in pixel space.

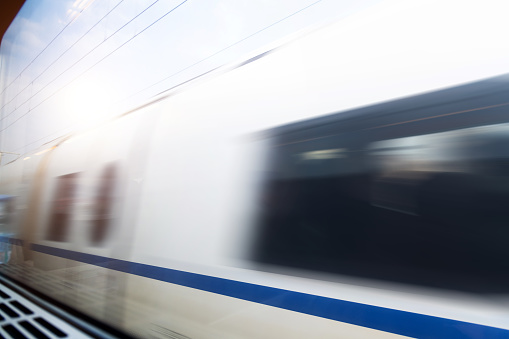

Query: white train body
[1,15,509,338]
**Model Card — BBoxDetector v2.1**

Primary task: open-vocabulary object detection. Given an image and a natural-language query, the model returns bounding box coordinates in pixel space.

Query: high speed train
[1,13,509,339]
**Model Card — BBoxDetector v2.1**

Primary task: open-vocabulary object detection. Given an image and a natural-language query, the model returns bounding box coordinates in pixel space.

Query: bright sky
[0,0,508,163]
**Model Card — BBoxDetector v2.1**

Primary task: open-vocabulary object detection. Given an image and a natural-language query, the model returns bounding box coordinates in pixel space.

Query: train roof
[267,72,509,138]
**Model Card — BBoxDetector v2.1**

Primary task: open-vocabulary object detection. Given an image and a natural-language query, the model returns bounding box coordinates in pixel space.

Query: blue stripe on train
[15,242,509,339]
[0,236,24,246]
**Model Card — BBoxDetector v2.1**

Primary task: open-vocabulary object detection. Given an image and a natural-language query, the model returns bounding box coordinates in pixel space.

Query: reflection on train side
[253,122,509,293]
[371,124,509,215]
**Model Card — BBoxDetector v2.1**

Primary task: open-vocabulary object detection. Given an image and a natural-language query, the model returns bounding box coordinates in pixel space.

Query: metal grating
[0,282,93,339]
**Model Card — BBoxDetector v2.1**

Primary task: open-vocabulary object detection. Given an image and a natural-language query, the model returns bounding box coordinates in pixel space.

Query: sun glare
[59,77,116,131]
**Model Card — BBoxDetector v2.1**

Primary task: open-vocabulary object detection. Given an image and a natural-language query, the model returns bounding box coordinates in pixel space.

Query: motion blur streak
[2,1,509,338]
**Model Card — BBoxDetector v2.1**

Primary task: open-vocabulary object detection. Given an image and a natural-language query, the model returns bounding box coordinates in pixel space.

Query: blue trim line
[20,242,509,339]
[0,236,24,246]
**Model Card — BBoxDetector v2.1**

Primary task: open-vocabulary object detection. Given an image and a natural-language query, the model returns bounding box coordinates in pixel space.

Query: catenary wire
[0,0,188,134]
[0,0,96,97]
[0,0,126,112]
[4,0,323,148]
[129,0,324,99]
[0,0,161,122]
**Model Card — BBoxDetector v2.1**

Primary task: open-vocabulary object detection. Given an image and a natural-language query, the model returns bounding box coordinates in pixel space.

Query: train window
[46,173,79,242]
[90,164,117,246]
[0,196,14,263]
[252,121,509,293]
[0,196,14,230]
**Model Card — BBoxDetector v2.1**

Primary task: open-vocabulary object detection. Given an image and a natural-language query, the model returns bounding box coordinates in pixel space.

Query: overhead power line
[0,0,96,97]
[0,0,163,123]
[0,0,189,134]
[125,0,324,100]
[0,0,126,112]
[5,0,325,149]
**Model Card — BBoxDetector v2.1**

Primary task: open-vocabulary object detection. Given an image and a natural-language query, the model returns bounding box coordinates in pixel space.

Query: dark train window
[46,173,79,242]
[252,121,509,293]
[0,196,14,230]
[90,164,117,245]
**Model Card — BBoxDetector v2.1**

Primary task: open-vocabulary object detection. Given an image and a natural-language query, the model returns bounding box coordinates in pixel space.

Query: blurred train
[2,15,509,339]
